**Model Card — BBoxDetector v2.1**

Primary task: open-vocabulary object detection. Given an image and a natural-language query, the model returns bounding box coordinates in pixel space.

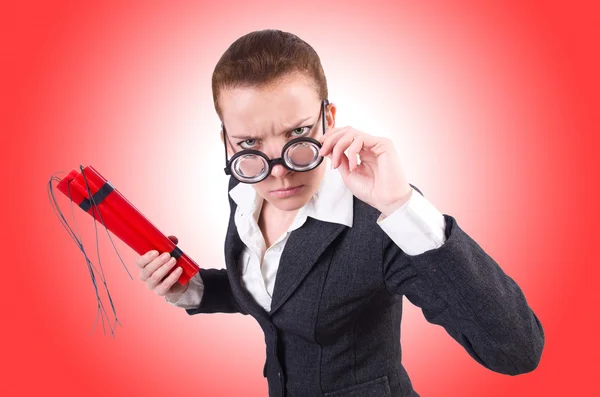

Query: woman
[135,30,544,397]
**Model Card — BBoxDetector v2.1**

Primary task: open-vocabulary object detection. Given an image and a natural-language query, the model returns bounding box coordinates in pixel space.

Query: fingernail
[161,253,170,260]
[150,251,158,257]
[176,267,182,272]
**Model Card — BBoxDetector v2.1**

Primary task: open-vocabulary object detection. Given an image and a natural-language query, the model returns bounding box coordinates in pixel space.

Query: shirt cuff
[165,272,204,309]
[376,188,446,256]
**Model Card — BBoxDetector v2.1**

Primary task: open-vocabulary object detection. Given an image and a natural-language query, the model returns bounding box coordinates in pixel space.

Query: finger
[319,127,350,157]
[346,136,364,172]
[136,250,159,269]
[147,257,178,290]
[331,133,356,169]
[154,267,184,296]
[139,252,171,282]
[168,235,178,244]
[336,152,352,178]
[358,133,392,154]
[317,126,344,144]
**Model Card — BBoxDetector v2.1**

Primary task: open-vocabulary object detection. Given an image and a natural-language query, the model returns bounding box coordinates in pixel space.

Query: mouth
[270,185,304,198]
[271,185,303,193]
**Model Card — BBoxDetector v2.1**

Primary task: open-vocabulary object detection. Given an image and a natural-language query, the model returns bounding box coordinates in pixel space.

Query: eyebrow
[229,116,314,140]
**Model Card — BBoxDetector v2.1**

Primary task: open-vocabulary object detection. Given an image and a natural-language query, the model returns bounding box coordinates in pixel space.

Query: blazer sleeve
[185,268,248,315]
[382,213,545,375]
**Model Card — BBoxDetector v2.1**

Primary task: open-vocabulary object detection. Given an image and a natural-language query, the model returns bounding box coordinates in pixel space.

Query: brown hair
[212,29,328,119]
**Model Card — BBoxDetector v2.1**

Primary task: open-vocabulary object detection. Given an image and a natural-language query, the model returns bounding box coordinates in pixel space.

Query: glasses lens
[284,141,321,171]
[232,154,268,182]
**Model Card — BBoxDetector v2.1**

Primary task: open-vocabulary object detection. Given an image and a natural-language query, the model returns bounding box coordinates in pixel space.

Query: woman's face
[219,72,335,213]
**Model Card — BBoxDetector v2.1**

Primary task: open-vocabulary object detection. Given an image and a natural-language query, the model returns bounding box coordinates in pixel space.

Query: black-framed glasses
[223,99,329,184]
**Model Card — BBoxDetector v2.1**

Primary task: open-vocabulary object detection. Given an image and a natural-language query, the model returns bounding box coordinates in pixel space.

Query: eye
[290,126,312,137]
[238,139,258,149]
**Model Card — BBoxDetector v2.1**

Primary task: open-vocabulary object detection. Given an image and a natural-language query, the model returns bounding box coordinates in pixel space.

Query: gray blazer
[185,177,545,397]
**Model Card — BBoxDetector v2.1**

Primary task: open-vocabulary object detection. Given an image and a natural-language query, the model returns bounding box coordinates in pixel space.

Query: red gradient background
[2,1,598,396]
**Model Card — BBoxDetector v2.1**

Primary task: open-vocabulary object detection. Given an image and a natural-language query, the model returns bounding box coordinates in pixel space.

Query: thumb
[168,235,179,245]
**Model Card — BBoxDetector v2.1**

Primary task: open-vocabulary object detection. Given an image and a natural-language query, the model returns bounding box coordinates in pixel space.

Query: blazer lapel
[224,193,271,321]
[224,176,349,318]
[269,217,347,315]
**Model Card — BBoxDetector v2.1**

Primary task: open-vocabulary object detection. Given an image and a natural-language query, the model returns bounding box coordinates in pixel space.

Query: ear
[326,102,337,129]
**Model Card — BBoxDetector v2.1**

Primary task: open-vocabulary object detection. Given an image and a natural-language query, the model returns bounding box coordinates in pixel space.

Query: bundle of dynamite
[48,165,200,336]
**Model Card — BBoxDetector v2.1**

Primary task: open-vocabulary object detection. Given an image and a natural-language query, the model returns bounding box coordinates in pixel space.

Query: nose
[270,162,291,178]
[263,140,291,179]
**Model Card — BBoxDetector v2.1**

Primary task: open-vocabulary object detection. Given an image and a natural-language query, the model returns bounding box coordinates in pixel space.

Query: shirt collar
[228,158,354,230]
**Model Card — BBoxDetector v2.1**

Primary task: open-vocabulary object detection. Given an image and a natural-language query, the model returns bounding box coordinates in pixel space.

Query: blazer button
[278,371,281,377]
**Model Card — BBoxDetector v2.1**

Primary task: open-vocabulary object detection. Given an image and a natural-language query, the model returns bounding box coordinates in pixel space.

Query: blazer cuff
[164,272,204,309]
[377,188,446,255]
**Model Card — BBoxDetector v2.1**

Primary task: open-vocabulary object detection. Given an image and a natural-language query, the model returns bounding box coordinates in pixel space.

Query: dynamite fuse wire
[66,178,113,336]
[47,171,125,337]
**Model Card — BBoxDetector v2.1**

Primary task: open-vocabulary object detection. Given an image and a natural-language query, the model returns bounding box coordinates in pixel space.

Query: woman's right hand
[136,235,188,297]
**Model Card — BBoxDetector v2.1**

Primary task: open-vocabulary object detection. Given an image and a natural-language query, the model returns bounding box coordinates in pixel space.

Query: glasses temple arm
[222,124,230,175]
[322,99,329,135]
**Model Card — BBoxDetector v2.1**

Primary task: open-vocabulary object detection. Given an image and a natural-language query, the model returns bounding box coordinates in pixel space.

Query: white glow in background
[14,1,594,396]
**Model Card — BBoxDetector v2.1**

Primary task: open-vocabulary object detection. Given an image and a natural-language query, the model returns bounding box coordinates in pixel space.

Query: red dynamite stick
[59,167,199,285]
[56,166,199,285]
[80,166,177,252]
[76,166,200,285]
[61,175,156,258]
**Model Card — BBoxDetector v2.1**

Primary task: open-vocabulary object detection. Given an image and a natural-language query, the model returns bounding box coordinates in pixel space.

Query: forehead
[220,73,320,136]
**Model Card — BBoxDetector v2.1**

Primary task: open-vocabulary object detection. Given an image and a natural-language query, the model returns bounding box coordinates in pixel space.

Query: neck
[259,199,299,225]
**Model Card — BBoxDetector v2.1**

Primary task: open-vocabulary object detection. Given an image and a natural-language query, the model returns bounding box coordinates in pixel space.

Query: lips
[270,185,304,198]
[272,185,301,192]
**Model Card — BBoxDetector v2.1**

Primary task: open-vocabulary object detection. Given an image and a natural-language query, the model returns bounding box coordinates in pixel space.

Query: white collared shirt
[166,158,446,312]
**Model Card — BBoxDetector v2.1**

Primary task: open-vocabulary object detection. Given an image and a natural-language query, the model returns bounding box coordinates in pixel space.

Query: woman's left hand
[318,126,413,217]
